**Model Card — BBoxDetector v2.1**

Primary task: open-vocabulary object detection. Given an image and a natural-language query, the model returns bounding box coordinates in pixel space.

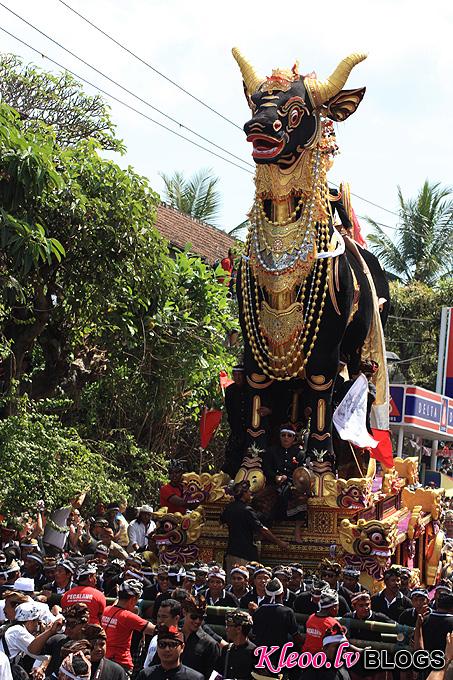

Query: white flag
[333,374,378,449]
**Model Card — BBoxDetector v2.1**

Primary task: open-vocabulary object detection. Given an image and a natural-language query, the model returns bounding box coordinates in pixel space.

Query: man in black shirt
[348,592,393,641]
[221,481,289,576]
[227,565,249,600]
[42,603,90,677]
[180,595,219,678]
[420,592,453,654]
[398,587,430,627]
[204,567,238,607]
[240,567,271,611]
[294,580,350,617]
[370,567,412,622]
[338,568,368,608]
[252,578,303,663]
[136,624,203,680]
[272,566,296,608]
[215,610,256,680]
[85,625,127,680]
[288,564,306,595]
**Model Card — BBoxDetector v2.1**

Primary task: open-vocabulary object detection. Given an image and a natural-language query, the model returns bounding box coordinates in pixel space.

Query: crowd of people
[0,480,453,680]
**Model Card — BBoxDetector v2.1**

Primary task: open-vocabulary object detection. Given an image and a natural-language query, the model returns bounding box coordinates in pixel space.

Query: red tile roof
[155,203,236,264]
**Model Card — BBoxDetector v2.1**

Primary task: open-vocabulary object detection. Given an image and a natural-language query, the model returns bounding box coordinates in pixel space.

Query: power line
[330,180,399,218]
[54,0,403,220]
[0,4,405,221]
[0,2,254,170]
[0,25,254,176]
[55,0,243,131]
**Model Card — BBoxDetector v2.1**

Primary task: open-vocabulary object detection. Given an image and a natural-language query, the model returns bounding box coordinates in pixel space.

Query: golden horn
[232,47,263,95]
[306,53,367,107]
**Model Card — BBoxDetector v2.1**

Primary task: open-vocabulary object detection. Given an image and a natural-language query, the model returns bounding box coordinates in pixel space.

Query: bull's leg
[305,368,337,466]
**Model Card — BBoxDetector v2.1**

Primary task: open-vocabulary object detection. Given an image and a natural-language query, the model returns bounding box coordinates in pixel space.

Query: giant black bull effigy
[231,49,389,480]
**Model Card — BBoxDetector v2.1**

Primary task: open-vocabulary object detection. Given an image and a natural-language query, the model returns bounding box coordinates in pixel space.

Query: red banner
[200,408,222,449]
[370,428,394,468]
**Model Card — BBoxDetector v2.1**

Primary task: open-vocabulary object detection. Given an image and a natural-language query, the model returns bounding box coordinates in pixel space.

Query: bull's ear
[325,87,366,122]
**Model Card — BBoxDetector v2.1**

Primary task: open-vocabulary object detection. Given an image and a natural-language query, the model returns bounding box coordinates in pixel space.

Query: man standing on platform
[220,481,289,576]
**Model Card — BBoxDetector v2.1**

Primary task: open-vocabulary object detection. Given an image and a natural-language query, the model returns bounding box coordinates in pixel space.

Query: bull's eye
[289,107,303,127]
[273,119,282,132]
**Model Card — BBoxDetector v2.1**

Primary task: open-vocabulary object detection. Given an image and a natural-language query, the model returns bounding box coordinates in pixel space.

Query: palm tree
[367,181,453,285]
[160,169,221,224]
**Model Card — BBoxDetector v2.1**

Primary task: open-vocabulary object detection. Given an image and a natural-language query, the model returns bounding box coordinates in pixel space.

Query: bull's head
[232,48,366,167]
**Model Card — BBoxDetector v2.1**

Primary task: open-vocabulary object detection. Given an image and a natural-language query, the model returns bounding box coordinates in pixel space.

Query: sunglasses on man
[157,640,182,649]
[189,613,204,621]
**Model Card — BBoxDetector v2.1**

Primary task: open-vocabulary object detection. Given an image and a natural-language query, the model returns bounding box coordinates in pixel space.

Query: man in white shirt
[127,506,155,553]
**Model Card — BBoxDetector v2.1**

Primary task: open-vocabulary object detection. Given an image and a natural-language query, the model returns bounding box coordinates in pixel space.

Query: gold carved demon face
[152,508,204,547]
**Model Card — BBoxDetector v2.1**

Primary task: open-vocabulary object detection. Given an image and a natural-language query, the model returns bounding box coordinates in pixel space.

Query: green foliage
[0,54,123,152]
[160,169,221,224]
[0,401,128,515]
[0,60,237,517]
[386,279,453,389]
[368,181,453,285]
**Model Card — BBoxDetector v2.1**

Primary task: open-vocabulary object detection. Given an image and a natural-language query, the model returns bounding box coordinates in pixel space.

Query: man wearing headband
[294,579,350,617]
[221,481,289,577]
[288,564,305,595]
[432,581,453,611]
[399,588,430,627]
[418,591,453,655]
[302,623,352,680]
[263,427,304,488]
[215,610,256,680]
[137,624,203,680]
[180,596,219,679]
[227,565,249,600]
[302,589,341,654]
[22,551,46,591]
[40,604,90,678]
[42,560,75,598]
[252,578,303,654]
[102,580,155,673]
[339,568,367,608]
[349,592,393,643]
[84,624,127,680]
[370,567,412,621]
[159,461,194,515]
[205,567,238,607]
[59,650,91,680]
[272,566,296,608]
[240,567,272,612]
[61,564,106,625]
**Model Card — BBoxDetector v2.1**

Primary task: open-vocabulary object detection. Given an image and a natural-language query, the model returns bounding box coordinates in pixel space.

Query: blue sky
[1,0,452,241]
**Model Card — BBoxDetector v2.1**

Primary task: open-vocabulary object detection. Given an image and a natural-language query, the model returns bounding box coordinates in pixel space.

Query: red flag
[200,408,222,449]
[370,429,394,468]
[219,370,234,390]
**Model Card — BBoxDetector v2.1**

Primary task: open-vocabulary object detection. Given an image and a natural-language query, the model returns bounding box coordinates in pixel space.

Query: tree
[367,181,453,285]
[0,54,123,151]
[160,169,221,224]
[385,279,453,389]
[0,400,128,515]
